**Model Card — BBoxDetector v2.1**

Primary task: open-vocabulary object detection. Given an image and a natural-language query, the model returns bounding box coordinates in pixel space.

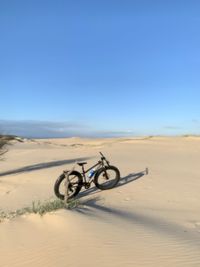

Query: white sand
[0,136,200,266]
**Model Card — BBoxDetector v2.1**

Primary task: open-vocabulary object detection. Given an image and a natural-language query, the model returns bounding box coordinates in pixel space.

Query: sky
[0,0,200,137]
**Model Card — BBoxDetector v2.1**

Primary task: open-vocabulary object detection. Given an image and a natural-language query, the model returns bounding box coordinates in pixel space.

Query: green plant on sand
[0,198,80,222]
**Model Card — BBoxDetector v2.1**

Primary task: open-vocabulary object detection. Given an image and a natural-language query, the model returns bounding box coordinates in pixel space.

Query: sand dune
[1,137,200,266]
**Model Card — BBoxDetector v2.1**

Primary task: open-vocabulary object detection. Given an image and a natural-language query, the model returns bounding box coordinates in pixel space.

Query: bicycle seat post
[81,165,85,174]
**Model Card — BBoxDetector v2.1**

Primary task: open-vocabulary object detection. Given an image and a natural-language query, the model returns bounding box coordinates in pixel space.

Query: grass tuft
[0,198,80,222]
[0,135,25,159]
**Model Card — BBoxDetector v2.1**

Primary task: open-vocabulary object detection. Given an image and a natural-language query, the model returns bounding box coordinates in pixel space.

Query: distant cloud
[163,126,182,130]
[191,119,200,124]
[90,130,136,138]
[163,123,200,135]
[0,120,135,138]
[0,120,89,138]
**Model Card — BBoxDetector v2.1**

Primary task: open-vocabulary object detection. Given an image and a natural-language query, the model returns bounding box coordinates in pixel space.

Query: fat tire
[54,171,83,200]
[94,165,120,190]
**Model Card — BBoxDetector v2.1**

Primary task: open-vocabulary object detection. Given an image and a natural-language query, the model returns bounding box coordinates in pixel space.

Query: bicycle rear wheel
[54,171,83,200]
[94,166,120,190]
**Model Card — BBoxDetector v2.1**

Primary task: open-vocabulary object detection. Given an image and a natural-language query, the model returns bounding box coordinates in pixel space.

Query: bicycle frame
[80,153,110,185]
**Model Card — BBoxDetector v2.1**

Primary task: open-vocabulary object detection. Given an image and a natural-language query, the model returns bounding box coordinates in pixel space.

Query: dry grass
[0,198,80,222]
[0,136,8,151]
[0,135,24,158]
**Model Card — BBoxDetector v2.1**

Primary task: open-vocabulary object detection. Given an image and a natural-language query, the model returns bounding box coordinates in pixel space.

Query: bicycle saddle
[77,162,87,166]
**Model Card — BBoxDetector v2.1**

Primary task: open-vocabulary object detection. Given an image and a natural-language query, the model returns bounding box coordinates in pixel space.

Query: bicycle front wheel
[94,166,120,190]
[54,171,83,200]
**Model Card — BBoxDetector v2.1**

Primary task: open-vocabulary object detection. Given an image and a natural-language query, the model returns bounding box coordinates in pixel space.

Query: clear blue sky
[0,0,200,137]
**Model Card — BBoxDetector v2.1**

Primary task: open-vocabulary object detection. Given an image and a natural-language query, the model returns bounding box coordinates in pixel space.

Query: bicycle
[54,152,120,200]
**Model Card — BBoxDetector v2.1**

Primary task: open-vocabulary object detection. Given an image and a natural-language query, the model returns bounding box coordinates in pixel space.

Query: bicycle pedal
[84,183,90,189]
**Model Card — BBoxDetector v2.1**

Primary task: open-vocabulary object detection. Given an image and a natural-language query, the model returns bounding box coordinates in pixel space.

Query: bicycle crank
[84,182,91,189]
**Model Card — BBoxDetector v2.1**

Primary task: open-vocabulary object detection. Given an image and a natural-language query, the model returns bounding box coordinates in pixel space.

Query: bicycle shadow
[74,196,200,248]
[0,157,91,177]
[78,168,148,199]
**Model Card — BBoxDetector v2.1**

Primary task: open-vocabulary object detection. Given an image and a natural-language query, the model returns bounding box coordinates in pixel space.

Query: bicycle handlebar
[99,152,110,165]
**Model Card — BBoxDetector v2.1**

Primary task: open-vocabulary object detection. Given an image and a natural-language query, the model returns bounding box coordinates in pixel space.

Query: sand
[0,136,200,266]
